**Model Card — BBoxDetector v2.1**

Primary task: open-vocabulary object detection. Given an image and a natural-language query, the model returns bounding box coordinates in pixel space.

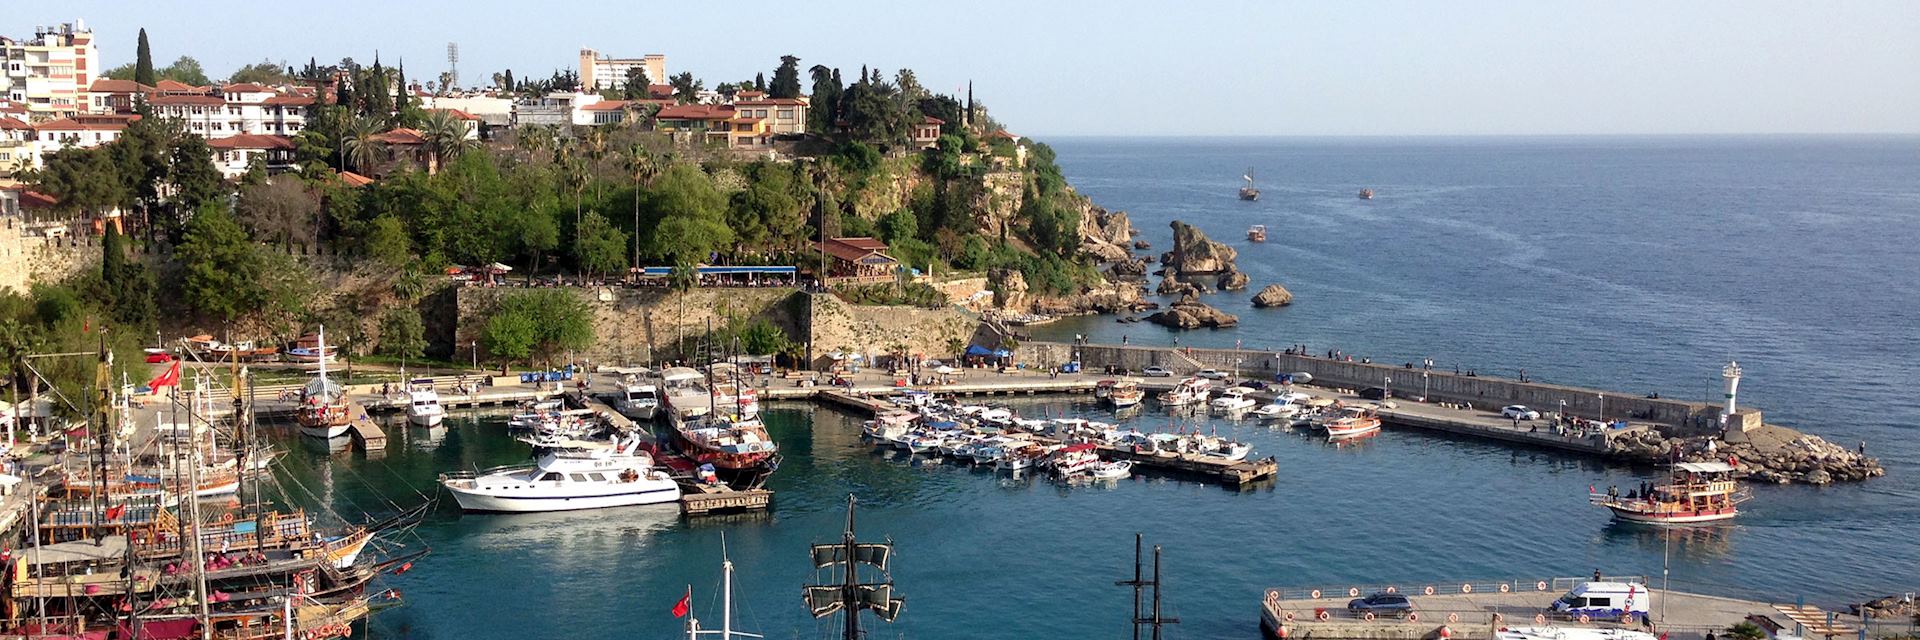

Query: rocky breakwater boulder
[1216,270,1250,291]
[1032,280,1153,316]
[1251,284,1294,307]
[1851,595,1919,620]
[1155,277,1202,297]
[1606,425,1884,485]
[1159,221,1237,275]
[1146,293,1238,329]
[1107,257,1150,279]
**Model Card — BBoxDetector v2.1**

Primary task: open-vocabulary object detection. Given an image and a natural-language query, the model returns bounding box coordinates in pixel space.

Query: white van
[1550,582,1652,619]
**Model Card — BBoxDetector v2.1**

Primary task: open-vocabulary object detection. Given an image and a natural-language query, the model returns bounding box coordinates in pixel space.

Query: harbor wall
[452,286,807,365]
[1022,341,1758,432]
[805,292,978,368]
[0,219,99,293]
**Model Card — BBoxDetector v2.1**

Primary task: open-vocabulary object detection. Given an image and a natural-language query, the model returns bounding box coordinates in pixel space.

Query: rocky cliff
[1160,221,1237,275]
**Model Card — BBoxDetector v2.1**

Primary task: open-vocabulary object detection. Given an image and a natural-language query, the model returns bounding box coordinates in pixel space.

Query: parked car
[1141,366,1174,378]
[1502,405,1541,421]
[1195,369,1229,380]
[144,353,176,364]
[1359,386,1391,400]
[1348,592,1414,618]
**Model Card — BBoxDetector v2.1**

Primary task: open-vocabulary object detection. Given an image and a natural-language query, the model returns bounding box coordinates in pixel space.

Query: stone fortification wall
[0,220,100,292]
[1023,341,1756,432]
[453,286,805,365]
[805,293,977,368]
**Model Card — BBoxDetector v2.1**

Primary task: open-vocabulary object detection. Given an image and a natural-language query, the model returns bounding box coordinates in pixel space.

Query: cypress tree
[755,72,766,93]
[134,29,156,86]
[395,60,409,113]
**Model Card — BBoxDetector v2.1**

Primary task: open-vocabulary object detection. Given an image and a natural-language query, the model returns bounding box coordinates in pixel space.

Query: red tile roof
[154,79,207,93]
[646,84,675,99]
[88,79,153,93]
[0,117,30,130]
[370,128,428,145]
[736,98,805,107]
[737,90,765,98]
[922,116,945,125]
[34,115,138,132]
[13,190,59,209]
[581,101,630,112]
[221,83,273,93]
[427,107,481,119]
[337,171,374,187]
[147,94,225,106]
[988,130,1020,139]
[207,134,294,150]
[261,94,316,106]
[656,104,735,120]
[816,237,895,263]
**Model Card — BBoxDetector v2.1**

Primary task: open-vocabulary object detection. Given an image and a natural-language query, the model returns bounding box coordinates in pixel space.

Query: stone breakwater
[1608,425,1883,485]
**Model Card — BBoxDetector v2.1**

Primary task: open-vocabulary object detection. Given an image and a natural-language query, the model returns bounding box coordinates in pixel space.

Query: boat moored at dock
[439,435,680,512]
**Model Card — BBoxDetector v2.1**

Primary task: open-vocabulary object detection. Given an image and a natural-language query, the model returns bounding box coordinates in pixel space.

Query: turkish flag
[105,504,126,521]
[146,360,182,389]
[671,588,691,618]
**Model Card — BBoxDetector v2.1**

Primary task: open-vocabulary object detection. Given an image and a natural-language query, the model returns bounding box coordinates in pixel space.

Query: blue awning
[992,349,1013,357]
[965,345,994,356]
[637,266,798,276]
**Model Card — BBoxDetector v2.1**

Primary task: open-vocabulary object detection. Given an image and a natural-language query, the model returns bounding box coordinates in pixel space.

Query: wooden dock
[566,391,647,436]
[678,481,772,516]
[345,401,386,452]
[1098,446,1278,485]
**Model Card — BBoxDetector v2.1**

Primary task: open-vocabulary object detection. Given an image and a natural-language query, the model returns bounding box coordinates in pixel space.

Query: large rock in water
[1216,270,1250,291]
[1155,278,1200,296]
[1160,220,1238,275]
[1079,206,1136,263]
[1147,294,1238,329]
[1251,284,1294,307]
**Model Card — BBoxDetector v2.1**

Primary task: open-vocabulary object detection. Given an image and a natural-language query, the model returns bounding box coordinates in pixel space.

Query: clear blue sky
[22,0,1920,136]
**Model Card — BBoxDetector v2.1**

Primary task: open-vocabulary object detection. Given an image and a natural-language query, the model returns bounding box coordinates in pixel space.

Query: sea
[266,136,1920,640]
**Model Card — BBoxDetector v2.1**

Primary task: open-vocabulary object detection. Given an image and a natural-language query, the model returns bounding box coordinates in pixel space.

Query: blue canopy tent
[964,345,995,357]
[633,265,799,287]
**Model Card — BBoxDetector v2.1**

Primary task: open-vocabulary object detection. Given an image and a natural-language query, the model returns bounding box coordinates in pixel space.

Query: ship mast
[802,495,903,640]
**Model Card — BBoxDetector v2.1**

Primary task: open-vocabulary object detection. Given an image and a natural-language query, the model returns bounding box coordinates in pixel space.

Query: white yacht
[1251,401,1298,420]
[406,378,445,427]
[1157,378,1211,407]
[439,436,680,512]
[615,384,660,421]
[1087,460,1133,480]
[1210,387,1258,413]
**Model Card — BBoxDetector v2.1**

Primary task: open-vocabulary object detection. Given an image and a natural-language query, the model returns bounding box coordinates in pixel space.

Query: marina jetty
[1019,341,1883,485]
[1256,574,1902,640]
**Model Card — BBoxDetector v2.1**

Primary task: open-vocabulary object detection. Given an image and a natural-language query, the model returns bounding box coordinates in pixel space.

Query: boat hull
[444,481,681,513]
[408,409,444,427]
[301,424,353,439]
[1606,506,1739,525]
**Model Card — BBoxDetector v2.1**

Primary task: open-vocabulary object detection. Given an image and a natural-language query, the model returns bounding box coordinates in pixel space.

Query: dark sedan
[1347,592,1413,617]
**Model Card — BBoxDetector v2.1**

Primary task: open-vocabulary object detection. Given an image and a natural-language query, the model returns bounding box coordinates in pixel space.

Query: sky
[18,0,1920,136]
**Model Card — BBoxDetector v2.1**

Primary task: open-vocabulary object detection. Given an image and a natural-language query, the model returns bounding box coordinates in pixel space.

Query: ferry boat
[296,327,352,439]
[1157,377,1211,407]
[1210,387,1258,413]
[616,383,660,421]
[1589,461,1750,524]
[1358,188,1375,200]
[1324,406,1382,439]
[1108,380,1145,409]
[439,436,679,512]
[1239,169,1261,201]
[1247,224,1267,242]
[405,378,444,427]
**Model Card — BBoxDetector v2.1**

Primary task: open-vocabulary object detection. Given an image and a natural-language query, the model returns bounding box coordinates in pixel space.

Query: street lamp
[471,341,478,371]
[1597,394,1605,422]
[1421,371,1429,402]
[1384,375,1392,400]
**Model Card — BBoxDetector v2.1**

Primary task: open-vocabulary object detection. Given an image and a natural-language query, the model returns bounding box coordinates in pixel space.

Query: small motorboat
[1358,188,1375,200]
[1210,387,1258,413]
[1251,402,1298,420]
[439,436,679,512]
[615,384,660,421]
[1247,224,1267,242]
[1048,444,1100,476]
[1087,460,1132,480]
[1325,406,1382,439]
[405,379,444,427]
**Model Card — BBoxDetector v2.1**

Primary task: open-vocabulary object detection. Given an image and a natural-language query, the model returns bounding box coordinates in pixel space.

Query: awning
[637,266,797,276]
[1676,461,1735,473]
[964,345,994,357]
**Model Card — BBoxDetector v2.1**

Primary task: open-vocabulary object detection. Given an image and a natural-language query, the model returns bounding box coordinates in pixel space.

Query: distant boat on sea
[1358,188,1374,200]
[1239,169,1260,201]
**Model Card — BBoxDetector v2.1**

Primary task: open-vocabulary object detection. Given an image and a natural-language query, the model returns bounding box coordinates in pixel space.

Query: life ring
[1499,583,1511,593]
[1447,613,1460,623]
[1285,611,1296,622]
[1363,612,1376,621]
[1408,612,1420,623]
[1267,589,1281,601]
[1534,614,1547,625]
[1317,610,1331,621]
[1492,613,1504,624]
[1536,581,1549,591]
[1621,614,1634,624]
[1578,614,1591,624]
[1385,586,1398,594]
[1310,589,1322,599]
[1424,586,1436,596]
[1349,587,1361,597]
[1461,584,1473,594]
[221,513,234,524]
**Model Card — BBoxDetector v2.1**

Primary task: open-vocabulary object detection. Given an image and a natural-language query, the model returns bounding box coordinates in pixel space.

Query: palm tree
[668,258,698,355]
[420,109,476,168]
[623,144,657,269]
[341,115,384,174]
[585,129,608,201]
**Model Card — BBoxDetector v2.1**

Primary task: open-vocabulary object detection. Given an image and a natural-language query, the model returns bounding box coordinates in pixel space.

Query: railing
[1265,575,1649,602]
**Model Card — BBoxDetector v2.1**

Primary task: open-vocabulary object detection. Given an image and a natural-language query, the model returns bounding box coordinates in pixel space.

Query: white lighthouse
[1720,361,1743,424]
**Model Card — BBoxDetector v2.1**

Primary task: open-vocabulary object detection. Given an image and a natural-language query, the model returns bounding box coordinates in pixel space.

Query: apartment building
[578,48,666,92]
[0,21,100,121]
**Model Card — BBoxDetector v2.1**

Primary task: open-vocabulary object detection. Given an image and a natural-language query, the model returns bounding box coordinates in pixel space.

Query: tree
[621,67,653,100]
[35,146,128,217]
[364,215,411,269]
[420,109,477,166]
[877,208,918,244]
[668,257,698,349]
[644,165,731,261]
[484,289,594,369]
[669,72,703,104]
[754,72,767,93]
[342,115,385,173]
[808,65,843,134]
[574,210,628,279]
[134,29,156,87]
[770,55,803,99]
[227,59,291,85]
[377,307,426,367]
[169,135,224,214]
[235,176,321,246]
[95,223,156,328]
[159,56,211,86]
[177,206,269,325]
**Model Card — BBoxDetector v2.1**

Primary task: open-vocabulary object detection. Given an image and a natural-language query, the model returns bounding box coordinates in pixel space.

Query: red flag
[671,588,691,618]
[146,360,182,389]
[105,504,126,521]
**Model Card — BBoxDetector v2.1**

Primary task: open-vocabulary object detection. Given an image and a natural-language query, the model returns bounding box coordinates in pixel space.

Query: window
[568,474,589,482]
[778,109,794,120]
[1587,597,1611,608]
[539,472,562,482]
[587,473,607,482]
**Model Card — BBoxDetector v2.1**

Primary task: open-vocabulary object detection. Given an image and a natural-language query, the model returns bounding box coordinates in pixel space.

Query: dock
[677,481,773,516]
[1257,575,1814,640]
[345,401,386,452]
[1098,445,1277,485]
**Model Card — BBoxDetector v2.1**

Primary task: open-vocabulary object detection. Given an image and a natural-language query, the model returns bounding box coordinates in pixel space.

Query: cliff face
[1160,221,1237,275]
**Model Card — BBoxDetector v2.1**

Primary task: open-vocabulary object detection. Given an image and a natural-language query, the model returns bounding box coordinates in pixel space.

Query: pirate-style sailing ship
[803,495,904,639]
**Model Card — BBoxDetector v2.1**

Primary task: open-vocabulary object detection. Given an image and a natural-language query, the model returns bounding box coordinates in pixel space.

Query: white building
[146,83,314,140]
[0,20,99,121]
[578,48,665,92]
[207,134,296,179]
[423,93,514,129]
[514,91,602,127]
[0,116,35,175]
[32,113,135,150]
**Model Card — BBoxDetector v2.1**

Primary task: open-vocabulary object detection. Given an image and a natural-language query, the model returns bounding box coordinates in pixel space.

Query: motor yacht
[439,436,679,512]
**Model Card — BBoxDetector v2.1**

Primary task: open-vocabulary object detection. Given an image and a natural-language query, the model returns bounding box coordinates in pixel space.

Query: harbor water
[267,136,1918,639]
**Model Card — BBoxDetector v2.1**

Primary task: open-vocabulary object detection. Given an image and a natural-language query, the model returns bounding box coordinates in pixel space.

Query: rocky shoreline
[1607,424,1883,485]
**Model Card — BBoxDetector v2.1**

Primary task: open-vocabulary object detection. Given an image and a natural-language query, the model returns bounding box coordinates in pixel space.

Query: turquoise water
[265,137,1919,639]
